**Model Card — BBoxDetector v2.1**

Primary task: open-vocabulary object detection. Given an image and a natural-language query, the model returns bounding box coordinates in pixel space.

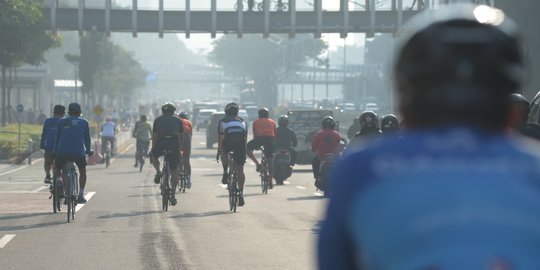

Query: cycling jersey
[180,118,193,136]
[40,117,62,151]
[219,115,247,165]
[311,129,342,159]
[318,127,540,269]
[153,114,183,140]
[253,118,277,138]
[101,121,115,137]
[55,116,92,156]
[133,121,152,142]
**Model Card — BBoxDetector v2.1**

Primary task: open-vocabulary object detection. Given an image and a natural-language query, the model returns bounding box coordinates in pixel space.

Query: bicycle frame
[227,152,239,212]
[160,154,173,211]
[63,162,79,222]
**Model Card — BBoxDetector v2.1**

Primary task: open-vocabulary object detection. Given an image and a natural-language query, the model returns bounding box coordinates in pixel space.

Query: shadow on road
[0,220,65,231]
[202,173,223,177]
[106,171,141,175]
[127,193,159,198]
[129,185,154,188]
[170,211,229,219]
[0,212,51,221]
[292,169,313,173]
[215,192,263,198]
[97,210,162,219]
[287,195,325,201]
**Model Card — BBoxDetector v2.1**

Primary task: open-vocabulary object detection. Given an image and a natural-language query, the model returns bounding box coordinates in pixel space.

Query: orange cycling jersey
[253,118,277,138]
[181,118,192,136]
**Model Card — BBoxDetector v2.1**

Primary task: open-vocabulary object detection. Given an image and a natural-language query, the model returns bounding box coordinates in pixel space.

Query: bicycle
[103,140,111,168]
[259,147,270,194]
[136,140,149,172]
[219,151,240,212]
[159,151,174,211]
[48,176,62,213]
[62,161,79,222]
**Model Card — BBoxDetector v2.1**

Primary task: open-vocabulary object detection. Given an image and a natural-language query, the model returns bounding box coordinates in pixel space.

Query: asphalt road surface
[0,130,327,270]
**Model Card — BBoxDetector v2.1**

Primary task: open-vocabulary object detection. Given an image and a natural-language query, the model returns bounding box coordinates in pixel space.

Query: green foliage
[0,124,42,160]
[79,32,147,101]
[0,0,61,67]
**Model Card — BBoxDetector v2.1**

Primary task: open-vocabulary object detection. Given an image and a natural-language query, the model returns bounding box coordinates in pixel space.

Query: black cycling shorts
[55,154,87,173]
[151,140,180,170]
[223,139,246,165]
[247,136,275,157]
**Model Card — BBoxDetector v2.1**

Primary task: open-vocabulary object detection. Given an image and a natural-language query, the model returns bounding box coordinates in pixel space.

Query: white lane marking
[296,186,306,190]
[199,142,205,145]
[0,234,16,248]
[313,192,324,196]
[32,186,47,193]
[0,186,48,194]
[0,166,27,176]
[75,192,96,212]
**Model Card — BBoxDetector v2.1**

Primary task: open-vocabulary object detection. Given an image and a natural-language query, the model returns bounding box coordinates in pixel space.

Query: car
[245,106,258,121]
[287,109,335,164]
[365,102,379,112]
[205,112,225,149]
[239,109,249,122]
[196,109,217,131]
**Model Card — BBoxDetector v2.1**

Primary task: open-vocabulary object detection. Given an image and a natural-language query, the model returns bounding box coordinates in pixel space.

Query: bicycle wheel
[105,152,110,168]
[161,168,170,211]
[71,170,79,221]
[261,161,268,194]
[66,171,73,222]
[229,168,238,212]
[51,180,58,213]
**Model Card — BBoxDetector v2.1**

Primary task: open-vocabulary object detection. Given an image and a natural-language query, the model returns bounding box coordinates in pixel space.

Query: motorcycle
[274,148,293,185]
[315,153,337,197]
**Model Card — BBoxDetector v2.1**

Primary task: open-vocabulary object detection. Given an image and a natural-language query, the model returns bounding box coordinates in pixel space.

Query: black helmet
[322,116,336,129]
[225,103,239,116]
[258,107,269,118]
[381,114,400,133]
[161,102,176,114]
[68,103,81,115]
[395,4,523,130]
[53,105,65,115]
[278,115,288,127]
[178,111,188,119]
[359,111,379,130]
[140,115,147,121]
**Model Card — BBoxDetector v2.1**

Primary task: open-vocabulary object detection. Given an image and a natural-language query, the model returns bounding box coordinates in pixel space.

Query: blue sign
[146,71,158,82]
[16,104,24,113]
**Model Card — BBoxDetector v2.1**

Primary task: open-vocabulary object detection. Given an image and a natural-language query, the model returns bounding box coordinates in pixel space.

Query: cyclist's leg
[246,138,260,168]
[184,135,192,180]
[43,151,53,182]
[234,145,247,204]
[264,138,275,184]
[101,136,106,156]
[168,152,180,205]
[54,155,67,195]
[150,147,162,184]
[221,142,231,184]
[75,156,88,201]
[134,140,141,166]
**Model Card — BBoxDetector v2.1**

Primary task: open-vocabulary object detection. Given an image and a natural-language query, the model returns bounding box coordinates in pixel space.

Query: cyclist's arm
[217,120,224,152]
[40,120,47,150]
[84,121,91,153]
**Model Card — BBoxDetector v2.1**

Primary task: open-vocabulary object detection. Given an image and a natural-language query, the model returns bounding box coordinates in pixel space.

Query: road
[0,130,326,270]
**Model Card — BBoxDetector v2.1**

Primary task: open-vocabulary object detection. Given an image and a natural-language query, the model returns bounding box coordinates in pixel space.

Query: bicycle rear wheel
[161,168,170,211]
[66,173,73,222]
[261,162,268,194]
[51,180,58,213]
[228,168,238,212]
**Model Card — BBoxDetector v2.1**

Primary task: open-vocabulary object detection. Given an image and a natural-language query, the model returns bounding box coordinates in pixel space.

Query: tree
[209,35,326,107]
[0,0,60,126]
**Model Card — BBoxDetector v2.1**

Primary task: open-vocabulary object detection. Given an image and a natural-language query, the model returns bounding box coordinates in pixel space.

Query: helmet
[161,102,176,114]
[105,116,112,122]
[53,105,65,115]
[322,116,336,129]
[278,115,288,127]
[258,107,269,118]
[225,103,239,116]
[140,115,147,121]
[178,111,188,119]
[68,103,81,115]
[358,111,379,130]
[381,114,400,133]
[395,4,523,130]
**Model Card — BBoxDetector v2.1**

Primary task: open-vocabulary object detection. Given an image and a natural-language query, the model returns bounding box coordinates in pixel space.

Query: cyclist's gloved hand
[86,150,94,157]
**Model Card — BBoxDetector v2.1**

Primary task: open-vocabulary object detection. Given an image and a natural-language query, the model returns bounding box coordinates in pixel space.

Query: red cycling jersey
[253,118,277,138]
[311,128,342,158]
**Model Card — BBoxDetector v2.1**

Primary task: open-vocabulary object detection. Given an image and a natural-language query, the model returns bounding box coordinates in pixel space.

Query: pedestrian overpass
[42,0,426,38]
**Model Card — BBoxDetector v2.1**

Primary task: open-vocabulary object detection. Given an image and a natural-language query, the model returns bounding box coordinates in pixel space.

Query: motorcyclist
[274,115,298,166]
[311,116,342,183]
[380,114,400,135]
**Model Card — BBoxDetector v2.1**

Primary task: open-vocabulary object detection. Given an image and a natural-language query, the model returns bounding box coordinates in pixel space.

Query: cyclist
[150,102,183,206]
[380,114,400,135]
[274,115,298,166]
[311,116,342,182]
[101,117,116,157]
[178,111,193,188]
[247,108,277,188]
[132,115,152,167]
[40,105,65,184]
[54,103,93,203]
[318,5,539,269]
[218,103,247,206]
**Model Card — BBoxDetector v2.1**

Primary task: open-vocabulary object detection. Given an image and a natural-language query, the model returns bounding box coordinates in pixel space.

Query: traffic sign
[93,104,104,116]
[16,104,24,113]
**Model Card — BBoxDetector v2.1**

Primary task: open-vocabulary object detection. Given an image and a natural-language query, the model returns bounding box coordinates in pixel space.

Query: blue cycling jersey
[318,127,540,270]
[40,117,61,151]
[55,116,92,157]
